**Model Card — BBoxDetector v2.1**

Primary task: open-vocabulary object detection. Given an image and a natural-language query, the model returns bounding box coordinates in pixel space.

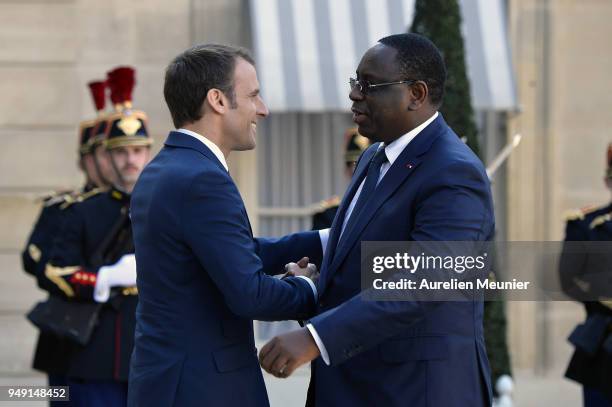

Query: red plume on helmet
[87,80,106,114]
[106,69,121,109]
[107,66,135,110]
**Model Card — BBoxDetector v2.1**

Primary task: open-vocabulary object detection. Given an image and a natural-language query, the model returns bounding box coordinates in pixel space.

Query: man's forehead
[357,44,399,77]
[233,58,259,88]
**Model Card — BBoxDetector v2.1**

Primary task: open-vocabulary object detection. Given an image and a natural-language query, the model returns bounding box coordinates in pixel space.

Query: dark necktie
[339,147,388,242]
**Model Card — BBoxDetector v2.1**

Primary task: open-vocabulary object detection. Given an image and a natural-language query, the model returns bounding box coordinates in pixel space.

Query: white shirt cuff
[306,323,330,365]
[318,228,330,256]
[296,275,317,299]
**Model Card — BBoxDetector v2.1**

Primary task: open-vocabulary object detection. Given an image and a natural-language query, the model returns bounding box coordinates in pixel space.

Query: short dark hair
[163,44,255,128]
[378,33,446,107]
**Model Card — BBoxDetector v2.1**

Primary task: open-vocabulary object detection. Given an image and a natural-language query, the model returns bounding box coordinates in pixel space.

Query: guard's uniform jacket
[22,185,98,375]
[311,196,340,231]
[559,203,612,398]
[46,186,137,381]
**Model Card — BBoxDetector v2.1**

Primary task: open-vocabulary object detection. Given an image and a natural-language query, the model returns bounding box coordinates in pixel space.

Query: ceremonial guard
[559,143,612,406]
[311,128,369,230]
[44,66,152,406]
[22,80,110,405]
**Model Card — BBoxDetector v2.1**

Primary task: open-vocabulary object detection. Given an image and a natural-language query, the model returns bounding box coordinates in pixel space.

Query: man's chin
[236,138,256,151]
[120,174,140,184]
[356,126,376,141]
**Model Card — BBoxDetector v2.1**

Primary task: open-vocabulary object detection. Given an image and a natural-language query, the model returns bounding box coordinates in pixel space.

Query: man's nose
[257,97,269,118]
[127,151,139,164]
[349,87,364,102]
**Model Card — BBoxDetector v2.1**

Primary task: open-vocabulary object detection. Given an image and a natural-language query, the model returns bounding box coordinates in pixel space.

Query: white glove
[93,254,137,303]
[493,374,514,407]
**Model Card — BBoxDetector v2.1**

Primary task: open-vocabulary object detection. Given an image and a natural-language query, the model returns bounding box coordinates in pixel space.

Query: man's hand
[258,327,320,378]
[284,256,319,281]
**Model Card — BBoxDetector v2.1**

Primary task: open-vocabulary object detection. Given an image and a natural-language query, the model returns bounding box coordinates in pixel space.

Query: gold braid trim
[589,213,611,229]
[59,188,102,210]
[44,264,79,298]
[28,244,42,263]
[599,298,612,310]
[121,286,138,296]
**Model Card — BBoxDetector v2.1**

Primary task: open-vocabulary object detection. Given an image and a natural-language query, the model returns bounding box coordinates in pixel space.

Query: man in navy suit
[259,33,495,406]
[128,44,324,407]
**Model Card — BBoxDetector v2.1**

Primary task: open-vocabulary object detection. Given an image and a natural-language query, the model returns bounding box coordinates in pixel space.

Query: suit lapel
[325,147,376,265]
[322,115,447,293]
[318,146,376,293]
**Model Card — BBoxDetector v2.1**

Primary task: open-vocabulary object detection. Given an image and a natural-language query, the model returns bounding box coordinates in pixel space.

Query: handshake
[257,257,323,379]
[283,256,319,283]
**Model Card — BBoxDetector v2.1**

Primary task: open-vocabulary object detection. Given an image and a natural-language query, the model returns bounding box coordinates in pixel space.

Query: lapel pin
[406,163,414,169]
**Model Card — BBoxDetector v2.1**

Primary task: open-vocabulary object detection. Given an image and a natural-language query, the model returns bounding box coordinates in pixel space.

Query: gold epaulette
[590,213,612,229]
[59,188,103,210]
[41,189,76,208]
[599,298,612,310]
[318,196,340,211]
[563,205,599,221]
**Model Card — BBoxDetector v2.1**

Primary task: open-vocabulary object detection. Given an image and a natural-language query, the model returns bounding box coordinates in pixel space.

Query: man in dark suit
[559,143,612,407]
[259,33,495,406]
[128,44,323,407]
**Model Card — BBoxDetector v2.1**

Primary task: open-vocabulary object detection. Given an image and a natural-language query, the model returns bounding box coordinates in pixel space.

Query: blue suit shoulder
[438,128,488,173]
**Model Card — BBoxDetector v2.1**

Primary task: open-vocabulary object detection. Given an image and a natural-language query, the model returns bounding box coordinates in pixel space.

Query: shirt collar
[380,111,439,165]
[176,128,229,171]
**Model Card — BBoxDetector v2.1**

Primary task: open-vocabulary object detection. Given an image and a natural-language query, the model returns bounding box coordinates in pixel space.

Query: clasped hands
[282,256,319,282]
[258,257,321,378]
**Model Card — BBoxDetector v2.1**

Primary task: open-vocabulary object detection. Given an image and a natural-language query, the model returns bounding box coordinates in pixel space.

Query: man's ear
[206,88,227,115]
[406,81,429,111]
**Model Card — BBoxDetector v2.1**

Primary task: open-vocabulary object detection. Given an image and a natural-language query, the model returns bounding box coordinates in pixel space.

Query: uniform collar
[109,185,130,204]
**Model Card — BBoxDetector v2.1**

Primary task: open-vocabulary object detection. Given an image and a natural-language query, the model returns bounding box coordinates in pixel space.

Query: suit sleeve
[182,172,315,320]
[310,161,494,365]
[44,206,99,300]
[254,231,323,275]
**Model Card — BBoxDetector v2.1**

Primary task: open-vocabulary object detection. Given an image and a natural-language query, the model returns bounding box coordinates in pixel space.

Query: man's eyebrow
[357,71,378,81]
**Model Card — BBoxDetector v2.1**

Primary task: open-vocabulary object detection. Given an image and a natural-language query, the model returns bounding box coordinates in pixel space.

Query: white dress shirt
[177,128,229,171]
[176,128,320,297]
[307,111,439,365]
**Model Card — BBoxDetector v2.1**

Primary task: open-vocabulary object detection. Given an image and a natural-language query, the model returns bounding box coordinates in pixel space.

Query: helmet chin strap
[108,149,128,192]
[92,146,111,188]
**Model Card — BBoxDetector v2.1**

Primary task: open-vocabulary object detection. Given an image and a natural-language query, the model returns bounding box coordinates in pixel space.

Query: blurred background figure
[311,128,369,231]
[559,143,612,407]
[34,66,151,406]
[21,79,111,407]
